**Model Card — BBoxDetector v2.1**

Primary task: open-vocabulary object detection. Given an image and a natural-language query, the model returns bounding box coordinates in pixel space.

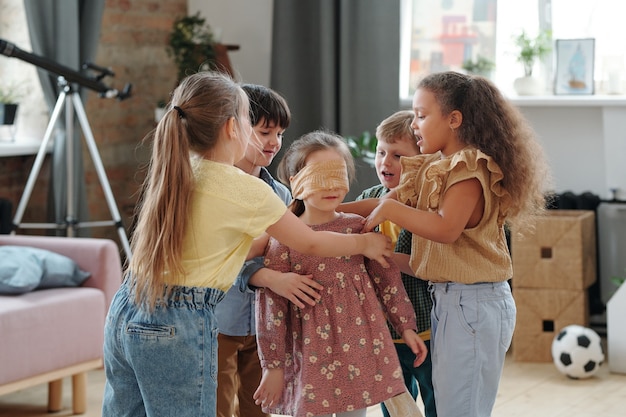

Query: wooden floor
[1,352,625,417]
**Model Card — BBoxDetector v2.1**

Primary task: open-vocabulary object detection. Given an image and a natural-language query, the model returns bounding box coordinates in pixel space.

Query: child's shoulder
[356,184,387,200]
[337,212,365,230]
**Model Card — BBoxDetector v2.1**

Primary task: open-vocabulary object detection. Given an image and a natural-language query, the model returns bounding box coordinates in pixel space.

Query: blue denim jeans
[102,281,225,417]
[430,281,515,417]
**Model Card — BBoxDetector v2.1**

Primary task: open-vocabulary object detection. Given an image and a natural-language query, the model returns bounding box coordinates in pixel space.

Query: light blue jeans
[102,281,225,417]
[430,281,515,417]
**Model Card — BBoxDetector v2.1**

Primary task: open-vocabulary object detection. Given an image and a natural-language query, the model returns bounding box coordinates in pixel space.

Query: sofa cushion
[0,246,91,295]
[0,287,105,385]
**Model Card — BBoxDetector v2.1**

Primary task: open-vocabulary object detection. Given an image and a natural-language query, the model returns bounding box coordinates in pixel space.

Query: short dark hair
[241,84,291,129]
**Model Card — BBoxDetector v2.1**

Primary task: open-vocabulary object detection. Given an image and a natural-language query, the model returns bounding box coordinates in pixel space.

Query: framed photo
[554,38,595,95]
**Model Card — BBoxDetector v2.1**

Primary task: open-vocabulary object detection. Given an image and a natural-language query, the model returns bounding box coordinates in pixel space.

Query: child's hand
[361,232,392,268]
[268,271,323,308]
[402,329,428,367]
[253,368,284,409]
[363,200,389,232]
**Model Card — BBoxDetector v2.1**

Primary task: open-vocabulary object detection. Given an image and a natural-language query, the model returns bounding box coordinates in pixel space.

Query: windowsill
[401,94,626,109]
[0,139,52,157]
[507,94,626,107]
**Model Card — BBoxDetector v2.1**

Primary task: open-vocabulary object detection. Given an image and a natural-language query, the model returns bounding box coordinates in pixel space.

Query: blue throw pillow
[0,247,43,294]
[0,246,91,295]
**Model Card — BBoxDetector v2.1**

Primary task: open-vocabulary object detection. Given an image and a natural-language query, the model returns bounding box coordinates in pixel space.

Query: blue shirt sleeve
[237,257,265,291]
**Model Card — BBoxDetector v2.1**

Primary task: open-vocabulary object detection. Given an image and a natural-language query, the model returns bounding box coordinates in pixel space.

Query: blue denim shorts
[102,281,224,417]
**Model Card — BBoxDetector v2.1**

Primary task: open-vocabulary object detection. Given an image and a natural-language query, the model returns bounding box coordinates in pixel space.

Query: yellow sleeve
[378,220,401,247]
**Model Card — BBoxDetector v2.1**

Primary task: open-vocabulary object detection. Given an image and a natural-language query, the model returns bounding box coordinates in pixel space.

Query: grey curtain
[270,0,401,142]
[270,0,400,198]
[23,0,105,236]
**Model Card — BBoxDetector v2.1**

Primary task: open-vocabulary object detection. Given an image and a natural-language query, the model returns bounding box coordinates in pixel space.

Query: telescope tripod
[12,78,132,259]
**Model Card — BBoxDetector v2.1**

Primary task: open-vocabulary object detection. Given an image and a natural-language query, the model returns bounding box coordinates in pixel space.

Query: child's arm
[338,197,380,217]
[390,252,415,277]
[249,267,322,308]
[266,209,393,267]
[254,368,284,409]
[365,257,418,335]
[368,259,427,366]
[401,329,428,367]
[254,239,292,407]
[248,233,270,260]
[364,178,483,243]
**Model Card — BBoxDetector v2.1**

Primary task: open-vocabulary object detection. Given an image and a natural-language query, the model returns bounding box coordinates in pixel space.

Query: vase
[513,76,544,96]
[0,103,18,125]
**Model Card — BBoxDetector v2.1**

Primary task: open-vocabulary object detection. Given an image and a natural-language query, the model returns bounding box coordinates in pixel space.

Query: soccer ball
[551,324,605,379]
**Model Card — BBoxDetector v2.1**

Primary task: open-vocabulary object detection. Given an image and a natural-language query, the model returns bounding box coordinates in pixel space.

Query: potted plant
[462,55,495,78]
[344,131,377,167]
[0,83,22,125]
[512,29,552,95]
[167,12,216,84]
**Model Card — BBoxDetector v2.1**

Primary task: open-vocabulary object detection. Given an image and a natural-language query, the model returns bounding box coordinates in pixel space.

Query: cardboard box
[512,287,588,362]
[511,210,596,290]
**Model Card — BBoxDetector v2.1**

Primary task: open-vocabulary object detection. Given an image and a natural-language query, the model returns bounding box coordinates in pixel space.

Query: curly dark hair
[417,71,552,229]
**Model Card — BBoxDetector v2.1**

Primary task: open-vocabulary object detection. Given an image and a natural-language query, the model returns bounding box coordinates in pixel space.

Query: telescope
[0,38,131,100]
[2,37,133,259]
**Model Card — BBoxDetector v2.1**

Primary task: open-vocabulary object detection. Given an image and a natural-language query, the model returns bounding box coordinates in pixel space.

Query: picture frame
[554,38,595,95]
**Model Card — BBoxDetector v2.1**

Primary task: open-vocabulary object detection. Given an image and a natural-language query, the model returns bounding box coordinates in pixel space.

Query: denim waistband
[429,281,510,293]
[122,278,225,309]
[163,285,225,308]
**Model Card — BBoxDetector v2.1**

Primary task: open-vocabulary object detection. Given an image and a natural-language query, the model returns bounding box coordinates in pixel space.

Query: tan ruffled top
[395,147,513,284]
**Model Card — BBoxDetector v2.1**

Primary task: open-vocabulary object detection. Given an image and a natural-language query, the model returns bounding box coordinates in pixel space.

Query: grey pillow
[0,246,91,295]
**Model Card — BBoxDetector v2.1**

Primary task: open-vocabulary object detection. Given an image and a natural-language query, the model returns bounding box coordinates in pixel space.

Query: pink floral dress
[256,212,418,417]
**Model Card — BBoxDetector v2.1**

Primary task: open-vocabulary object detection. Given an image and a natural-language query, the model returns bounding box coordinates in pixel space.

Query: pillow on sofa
[0,247,43,294]
[0,246,91,295]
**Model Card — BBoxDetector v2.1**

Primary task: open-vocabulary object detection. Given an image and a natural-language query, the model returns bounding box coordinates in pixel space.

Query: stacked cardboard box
[511,210,596,362]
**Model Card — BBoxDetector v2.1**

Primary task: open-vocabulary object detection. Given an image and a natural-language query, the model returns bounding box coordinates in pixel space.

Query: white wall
[189,0,273,86]
[512,97,626,201]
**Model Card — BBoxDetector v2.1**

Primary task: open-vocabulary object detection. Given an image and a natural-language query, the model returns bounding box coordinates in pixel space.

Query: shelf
[508,95,626,107]
[0,139,51,157]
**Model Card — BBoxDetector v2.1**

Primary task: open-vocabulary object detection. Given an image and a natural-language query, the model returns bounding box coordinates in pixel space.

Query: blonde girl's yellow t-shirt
[177,158,287,291]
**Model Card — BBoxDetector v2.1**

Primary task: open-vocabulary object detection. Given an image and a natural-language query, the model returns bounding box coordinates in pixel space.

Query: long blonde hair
[129,71,248,310]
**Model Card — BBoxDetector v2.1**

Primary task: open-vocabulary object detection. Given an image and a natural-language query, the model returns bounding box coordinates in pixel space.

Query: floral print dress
[256,212,418,417]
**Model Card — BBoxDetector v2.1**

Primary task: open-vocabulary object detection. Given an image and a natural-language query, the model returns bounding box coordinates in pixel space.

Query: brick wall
[1,0,186,255]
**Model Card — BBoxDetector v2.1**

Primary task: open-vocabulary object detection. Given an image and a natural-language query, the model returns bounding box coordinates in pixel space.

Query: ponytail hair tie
[173,105,186,119]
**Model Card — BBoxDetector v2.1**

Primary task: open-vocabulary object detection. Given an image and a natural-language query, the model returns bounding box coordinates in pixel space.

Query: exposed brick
[1,0,185,248]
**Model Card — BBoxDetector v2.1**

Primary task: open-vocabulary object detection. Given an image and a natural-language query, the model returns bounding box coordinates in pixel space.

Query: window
[0,0,48,144]
[400,0,497,101]
[401,0,626,101]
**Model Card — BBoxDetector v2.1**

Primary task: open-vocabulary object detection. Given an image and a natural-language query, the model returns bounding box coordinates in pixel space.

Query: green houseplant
[514,29,552,77]
[462,55,495,77]
[344,131,377,167]
[167,12,216,84]
[512,29,552,95]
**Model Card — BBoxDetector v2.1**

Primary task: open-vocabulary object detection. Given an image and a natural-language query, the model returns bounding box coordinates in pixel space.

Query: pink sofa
[0,235,123,414]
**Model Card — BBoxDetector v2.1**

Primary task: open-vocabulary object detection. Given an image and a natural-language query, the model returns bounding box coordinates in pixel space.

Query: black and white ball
[551,324,605,379]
